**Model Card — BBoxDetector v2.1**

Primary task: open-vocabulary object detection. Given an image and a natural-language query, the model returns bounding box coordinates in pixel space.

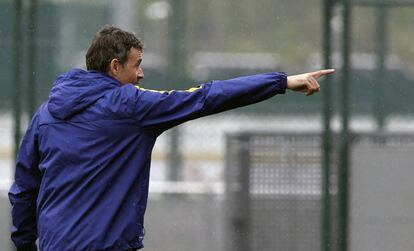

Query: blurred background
[1,0,414,250]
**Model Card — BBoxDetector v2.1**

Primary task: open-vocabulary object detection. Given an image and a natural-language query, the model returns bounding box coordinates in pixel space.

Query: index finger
[310,69,335,78]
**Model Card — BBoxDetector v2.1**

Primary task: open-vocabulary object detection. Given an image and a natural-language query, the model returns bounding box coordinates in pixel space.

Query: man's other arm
[9,113,41,251]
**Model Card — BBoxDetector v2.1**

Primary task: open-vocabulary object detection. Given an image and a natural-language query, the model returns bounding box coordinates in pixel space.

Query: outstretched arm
[287,69,335,96]
[127,72,287,133]
[121,69,335,134]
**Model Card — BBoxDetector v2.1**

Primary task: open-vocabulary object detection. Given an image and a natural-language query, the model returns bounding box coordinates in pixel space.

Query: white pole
[111,0,137,31]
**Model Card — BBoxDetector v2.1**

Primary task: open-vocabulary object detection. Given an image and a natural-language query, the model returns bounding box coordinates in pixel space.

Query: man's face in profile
[115,47,144,84]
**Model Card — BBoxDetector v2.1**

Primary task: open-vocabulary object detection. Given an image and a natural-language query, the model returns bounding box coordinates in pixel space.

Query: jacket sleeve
[8,113,41,251]
[130,72,287,133]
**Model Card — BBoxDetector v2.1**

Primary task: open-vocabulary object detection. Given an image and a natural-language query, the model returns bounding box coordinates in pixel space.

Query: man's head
[86,25,144,84]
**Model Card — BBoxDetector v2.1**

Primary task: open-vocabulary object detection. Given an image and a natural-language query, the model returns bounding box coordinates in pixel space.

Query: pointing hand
[287,69,335,96]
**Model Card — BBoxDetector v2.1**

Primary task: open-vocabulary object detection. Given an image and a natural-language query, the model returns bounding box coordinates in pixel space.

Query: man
[9,26,334,251]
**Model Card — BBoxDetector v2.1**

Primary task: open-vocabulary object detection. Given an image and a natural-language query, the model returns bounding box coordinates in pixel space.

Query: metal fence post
[167,0,187,181]
[28,0,38,118]
[13,0,23,161]
[12,2,23,251]
[338,0,352,251]
[322,0,334,250]
[230,134,250,251]
[374,5,388,130]
[239,135,251,251]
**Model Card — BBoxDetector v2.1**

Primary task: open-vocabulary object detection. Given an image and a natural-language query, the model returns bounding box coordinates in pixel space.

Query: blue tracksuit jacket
[9,69,287,251]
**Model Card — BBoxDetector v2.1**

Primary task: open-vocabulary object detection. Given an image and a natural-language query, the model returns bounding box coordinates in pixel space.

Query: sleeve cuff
[276,72,288,94]
[16,243,37,251]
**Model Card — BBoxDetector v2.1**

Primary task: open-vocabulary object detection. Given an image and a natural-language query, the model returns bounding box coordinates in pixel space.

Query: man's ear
[108,58,120,77]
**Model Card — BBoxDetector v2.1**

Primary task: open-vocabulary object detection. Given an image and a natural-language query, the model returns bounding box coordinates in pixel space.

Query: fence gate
[225,131,414,251]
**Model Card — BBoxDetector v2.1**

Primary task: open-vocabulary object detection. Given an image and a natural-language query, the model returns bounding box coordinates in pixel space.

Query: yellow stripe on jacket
[134,85,202,94]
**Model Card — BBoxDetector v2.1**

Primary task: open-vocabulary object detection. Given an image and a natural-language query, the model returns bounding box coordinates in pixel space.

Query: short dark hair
[86,25,143,72]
